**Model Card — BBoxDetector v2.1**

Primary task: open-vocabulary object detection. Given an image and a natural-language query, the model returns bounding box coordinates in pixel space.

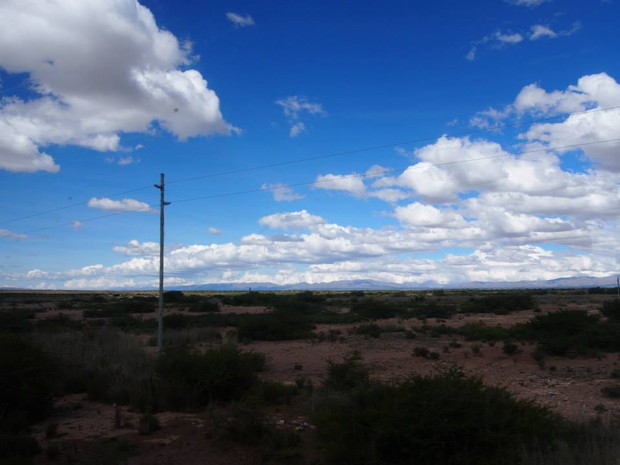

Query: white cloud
[0,228,28,239]
[262,183,305,201]
[465,47,478,61]
[314,173,366,196]
[496,31,524,44]
[226,12,255,28]
[72,220,82,231]
[276,96,326,119]
[276,96,326,137]
[113,239,159,256]
[467,19,578,61]
[506,0,549,6]
[88,197,154,212]
[208,227,223,235]
[259,210,326,231]
[518,73,620,171]
[394,203,465,228]
[0,0,235,173]
[289,122,306,137]
[471,74,620,169]
[106,155,139,166]
[529,24,557,40]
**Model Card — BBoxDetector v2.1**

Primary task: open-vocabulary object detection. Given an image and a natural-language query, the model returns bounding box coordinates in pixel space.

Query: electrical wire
[171,137,620,205]
[166,104,620,185]
[11,135,620,236]
[3,105,620,227]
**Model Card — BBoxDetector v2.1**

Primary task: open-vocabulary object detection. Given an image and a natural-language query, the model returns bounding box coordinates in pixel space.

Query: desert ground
[2,289,619,464]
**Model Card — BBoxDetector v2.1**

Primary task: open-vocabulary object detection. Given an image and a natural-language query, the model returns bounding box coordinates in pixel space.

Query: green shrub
[413,347,430,358]
[212,402,301,460]
[601,299,620,322]
[354,323,382,338]
[350,299,407,320]
[138,414,160,435]
[601,385,620,398]
[503,342,521,355]
[250,381,298,405]
[0,433,41,460]
[461,293,536,314]
[324,352,369,391]
[313,368,565,465]
[34,329,154,407]
[459,322,510,342]
[0,333,57,432]
[236,311,315,341]
[187,300,220,313]
[156,345,265,410]
[520,310,620,356]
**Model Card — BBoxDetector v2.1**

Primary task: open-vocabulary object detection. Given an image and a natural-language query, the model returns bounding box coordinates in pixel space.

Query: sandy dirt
[13,292,620,464]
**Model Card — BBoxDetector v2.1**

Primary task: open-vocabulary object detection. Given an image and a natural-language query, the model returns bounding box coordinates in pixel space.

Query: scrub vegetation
[1,289,619,464]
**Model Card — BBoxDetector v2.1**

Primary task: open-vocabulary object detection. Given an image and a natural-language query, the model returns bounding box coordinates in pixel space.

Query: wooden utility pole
[154,173,170,351]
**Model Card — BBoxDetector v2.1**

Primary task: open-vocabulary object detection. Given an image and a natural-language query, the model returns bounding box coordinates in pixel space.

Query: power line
[171,137,620,205]
[24,211,134,235]
[12,136,620,235]
[165,104,620,185]
[3,104,619,227]
[0,185,153,227]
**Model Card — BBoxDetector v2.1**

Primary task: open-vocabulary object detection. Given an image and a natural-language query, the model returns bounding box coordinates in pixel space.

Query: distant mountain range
[2,275,617,292]
[175,275,619,292]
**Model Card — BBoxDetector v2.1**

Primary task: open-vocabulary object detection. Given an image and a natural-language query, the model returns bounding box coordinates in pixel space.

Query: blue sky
[1,0,619,289]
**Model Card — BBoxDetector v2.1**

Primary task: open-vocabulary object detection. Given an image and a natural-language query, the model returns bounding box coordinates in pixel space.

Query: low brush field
[2,288,620,464]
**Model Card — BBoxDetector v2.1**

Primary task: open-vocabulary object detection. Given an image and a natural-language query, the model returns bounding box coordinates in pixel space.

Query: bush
[459,322,510,342]
[354,323,382,338]
[236,311,315,341]
[520,310,620,356]
[324,352,369,392]
[462,293,536,314]
[212,402,301,460]
[601,299,620,322]
[138,414,160,435]
[350,299,406,320]
[249,381,298,406]
[156,345,265,410]
[187,300,220,313]
[503,342,521,356]
[0,332,57,433]
[601,385,620,398]
[34,329,154,407]
[413,347,430,358]
[313,368,565,465]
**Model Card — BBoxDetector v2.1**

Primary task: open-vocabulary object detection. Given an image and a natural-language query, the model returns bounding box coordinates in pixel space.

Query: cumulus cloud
[276,96,326,137]
[470,73,620,171]
[0,0,235,173]
[208,227,223,235]
[394,203,466,228]
[262,183,305,201]
[314,173,366,196]
[88,197,154,212]
[259,210,326,231]
[514,73,620,171]
[0,228,28,239]
[10,71,620,290]
[113,239,159,256]
[226,12,255,28]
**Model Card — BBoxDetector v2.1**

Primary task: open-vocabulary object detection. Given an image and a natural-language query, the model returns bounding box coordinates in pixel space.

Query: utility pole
[154,173,171,351]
